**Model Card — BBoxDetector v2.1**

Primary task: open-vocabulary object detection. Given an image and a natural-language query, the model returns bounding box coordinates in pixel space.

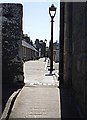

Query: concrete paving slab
[8,58,61,119]
[9,86,61,119]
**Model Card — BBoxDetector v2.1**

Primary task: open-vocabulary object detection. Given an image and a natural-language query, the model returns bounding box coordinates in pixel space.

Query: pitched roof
[22,40,38,52]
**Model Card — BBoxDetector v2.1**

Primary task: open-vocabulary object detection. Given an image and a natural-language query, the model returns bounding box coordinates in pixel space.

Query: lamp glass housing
[49,4,56,18]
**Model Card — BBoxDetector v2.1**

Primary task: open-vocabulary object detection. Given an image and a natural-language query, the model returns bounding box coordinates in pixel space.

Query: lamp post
[49,4,57,74]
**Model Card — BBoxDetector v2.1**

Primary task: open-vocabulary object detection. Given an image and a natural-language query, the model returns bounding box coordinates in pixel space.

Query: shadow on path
[45,73,55,76]
[2,82,24,112]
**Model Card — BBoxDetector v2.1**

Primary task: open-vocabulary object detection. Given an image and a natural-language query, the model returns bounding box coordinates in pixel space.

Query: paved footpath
[8,58,61,119]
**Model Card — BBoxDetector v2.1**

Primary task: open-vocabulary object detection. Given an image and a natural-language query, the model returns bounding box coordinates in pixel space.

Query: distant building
[48,41,59,62]
[34,39,46,58]
[22,40,38,61]
[34,39,39,58]
[39,40,46,57]
[53,42,59,62]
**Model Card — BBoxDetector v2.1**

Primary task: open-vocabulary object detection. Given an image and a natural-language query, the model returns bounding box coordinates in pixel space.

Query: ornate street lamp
[49,4,57,74]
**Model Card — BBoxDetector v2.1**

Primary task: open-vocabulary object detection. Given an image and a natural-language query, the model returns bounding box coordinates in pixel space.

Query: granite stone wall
[59,2,64,84]
[1,3,24,84]
[0,4,2,115]
[63,2,87,117]
[63,3,72,86]
[71,2,86,116]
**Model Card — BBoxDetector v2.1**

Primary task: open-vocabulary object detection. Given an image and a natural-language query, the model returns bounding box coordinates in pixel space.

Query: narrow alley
[3,58,61,119]
[0,2,86,120]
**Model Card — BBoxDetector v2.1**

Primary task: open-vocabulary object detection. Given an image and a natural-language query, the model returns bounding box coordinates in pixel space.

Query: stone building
[0,3,24,84]
[35,39,46,58]
[22,40,38,61]
[39,40,46,58]
[59,2,87,118]
[34,39,39,58]
[53,42,59,62]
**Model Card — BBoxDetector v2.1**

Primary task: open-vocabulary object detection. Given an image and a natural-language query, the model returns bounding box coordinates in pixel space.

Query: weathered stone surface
[62,2,86,117]
[72,3,86,115]
[0,4,2,116]
[0,3,23,83]
[63,3,72,86]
